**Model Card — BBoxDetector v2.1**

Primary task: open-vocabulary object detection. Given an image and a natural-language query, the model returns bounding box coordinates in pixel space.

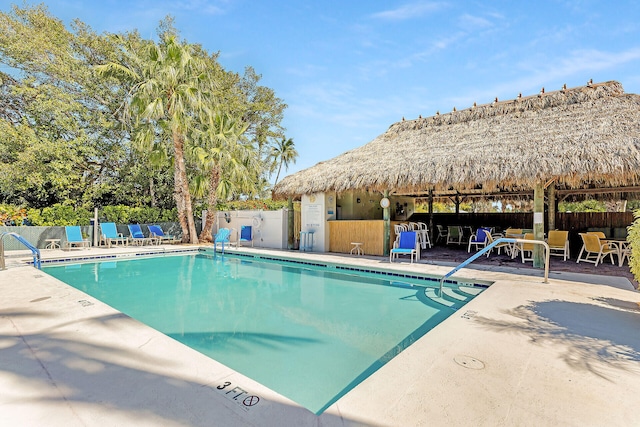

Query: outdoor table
[602,238,628,266]
[45,238,61,250]
[350,242,364,255]
[505,233,524,258]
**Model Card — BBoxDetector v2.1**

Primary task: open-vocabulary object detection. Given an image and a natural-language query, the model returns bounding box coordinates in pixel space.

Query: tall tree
[97,35,208,243]
[0,6,288,216]
[189,111,255,241]
[0,4,131,207]
[271,137,298,184]
[231,67,288,191]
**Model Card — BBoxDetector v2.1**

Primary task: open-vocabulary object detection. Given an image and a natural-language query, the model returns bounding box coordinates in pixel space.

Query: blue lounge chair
[128,224,153,246]
[148,225,180,244]
[239,225,253,247]
[214,228,232,252]
[100,222,128,248]
[390,231,419,263]
[64,226,90,250]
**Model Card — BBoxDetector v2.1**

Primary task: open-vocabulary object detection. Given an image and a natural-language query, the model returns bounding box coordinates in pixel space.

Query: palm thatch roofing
[273,80,640,200]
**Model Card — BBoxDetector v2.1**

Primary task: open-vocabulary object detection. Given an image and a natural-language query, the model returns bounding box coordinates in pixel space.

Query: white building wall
[300,192,336,252]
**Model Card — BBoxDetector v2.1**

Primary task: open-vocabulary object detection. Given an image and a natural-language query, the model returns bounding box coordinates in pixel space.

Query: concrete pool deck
[1,245,639,426]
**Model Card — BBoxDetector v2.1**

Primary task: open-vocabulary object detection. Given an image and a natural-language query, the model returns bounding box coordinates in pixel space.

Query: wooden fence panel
[329,220,385,255]
[409,212,633,234]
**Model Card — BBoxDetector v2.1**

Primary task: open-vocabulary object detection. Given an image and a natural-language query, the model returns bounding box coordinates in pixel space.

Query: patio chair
[393,223,408,245]
[485,233,512,257]
[586,231,607,239]
[64,226,90,250]
[618,242,631,267]
[128,224,153,246]
[238,225,253,247]
[436,225,448,243]
[468,227,491,253]
[504,228,524,257]
[417,222,432,249]
[99,222,127,248]
[576,233,618,266]
[390,231,419,263]
[446,226,463,245]
[148,225,180,245]
[547,230,570,261]
[504,228,523,238]
[520,233,536,263]
[214,228,232,253]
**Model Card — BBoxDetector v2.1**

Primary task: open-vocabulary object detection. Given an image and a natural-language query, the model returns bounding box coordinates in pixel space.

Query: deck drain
[30,296,51,303]
[454,355,485,370]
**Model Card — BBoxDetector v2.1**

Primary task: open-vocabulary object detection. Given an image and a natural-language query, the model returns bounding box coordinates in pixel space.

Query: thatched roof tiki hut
[273,81,640,266]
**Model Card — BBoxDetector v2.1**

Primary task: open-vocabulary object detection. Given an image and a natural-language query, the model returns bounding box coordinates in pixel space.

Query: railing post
[1,232,41,270]
[438,238,550,296]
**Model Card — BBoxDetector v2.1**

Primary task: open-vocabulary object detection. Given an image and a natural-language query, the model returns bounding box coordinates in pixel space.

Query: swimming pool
[44,252,485,414]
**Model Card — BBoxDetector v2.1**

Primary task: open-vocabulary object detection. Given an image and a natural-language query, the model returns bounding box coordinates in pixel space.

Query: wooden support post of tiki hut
[428,189,434,243]
[547,182,556,231]
[533,182,545,268]
[287,196,294,250]
[383,190,390,256]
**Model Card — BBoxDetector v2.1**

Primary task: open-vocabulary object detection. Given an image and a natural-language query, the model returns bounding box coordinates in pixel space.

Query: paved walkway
[1,245,639,426]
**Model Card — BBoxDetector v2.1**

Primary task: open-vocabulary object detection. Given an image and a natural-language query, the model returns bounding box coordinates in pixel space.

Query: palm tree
[271,137,298,184]
[190,110,254,242]
[96,35,208,243]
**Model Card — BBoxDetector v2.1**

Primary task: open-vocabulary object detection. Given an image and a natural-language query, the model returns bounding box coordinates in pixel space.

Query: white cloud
[284,63,327,78]
[370,1,446,21]
[445,46,640,109]
[458,13,493,30]
[520,47,640,85]
[173,0,228,15]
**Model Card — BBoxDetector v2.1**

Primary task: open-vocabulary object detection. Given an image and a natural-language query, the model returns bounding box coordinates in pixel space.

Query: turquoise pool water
[44,253,479,414]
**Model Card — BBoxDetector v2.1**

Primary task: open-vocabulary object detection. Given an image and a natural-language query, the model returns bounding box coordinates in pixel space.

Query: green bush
[3,200,282,226]
[628,209,640,288]
[558,199,606,212]
[101,205,177,224]
[0,204,27,224]
[26,204,92,226]
[216,199,288,211]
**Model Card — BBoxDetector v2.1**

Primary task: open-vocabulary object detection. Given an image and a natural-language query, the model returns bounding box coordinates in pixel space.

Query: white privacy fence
[0,222,192,251]
[209,209,289,249]
[1,210,291,251]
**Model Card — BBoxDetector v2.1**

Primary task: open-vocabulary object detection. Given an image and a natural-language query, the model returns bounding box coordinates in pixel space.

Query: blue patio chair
[148,225,180,244]
[100,222,127,248]
[64,226,90,250]
[128,224,153,246]
[390,231,419,263]
[467,227,491,253]
[239,225,253,247]
[214,228,232,252]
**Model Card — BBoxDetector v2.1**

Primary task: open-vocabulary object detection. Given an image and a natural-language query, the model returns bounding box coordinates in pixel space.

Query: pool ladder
[436,238,549,298]
[0,232,42,270]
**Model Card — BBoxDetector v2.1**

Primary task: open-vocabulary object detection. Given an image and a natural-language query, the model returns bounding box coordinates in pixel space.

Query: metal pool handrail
[0,232,42,270]
[437,237,550,296]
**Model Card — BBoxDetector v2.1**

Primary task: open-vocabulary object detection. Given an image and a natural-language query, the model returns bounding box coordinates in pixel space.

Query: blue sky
[4,1,640,180]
